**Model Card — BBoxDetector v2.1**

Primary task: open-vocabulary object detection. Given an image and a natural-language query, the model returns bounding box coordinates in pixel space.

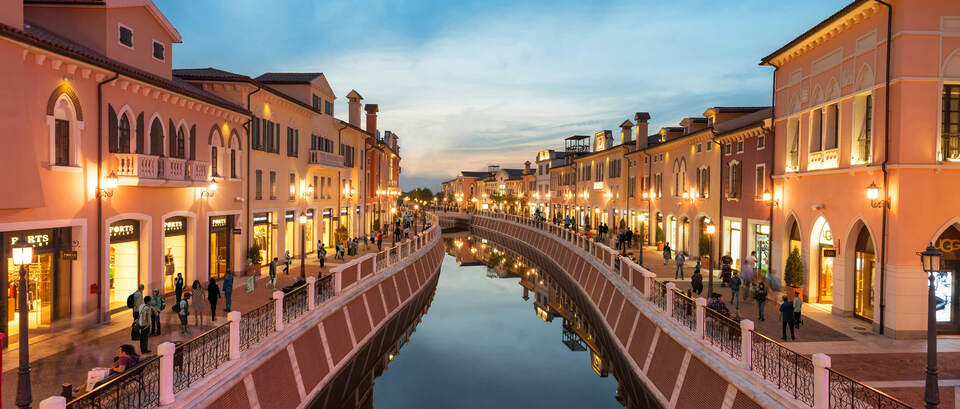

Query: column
[665,282,676,316]
[695,297,707,339]
[642,271,656,298]
[228,311,241,360]
[158,341,176,405]
[274,290,285,332]
[740,319,754,369]
[812,353,831,409]
[307,276,317,310]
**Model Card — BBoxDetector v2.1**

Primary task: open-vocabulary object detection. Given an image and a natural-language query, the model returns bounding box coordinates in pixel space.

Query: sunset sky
[159,0,848,191]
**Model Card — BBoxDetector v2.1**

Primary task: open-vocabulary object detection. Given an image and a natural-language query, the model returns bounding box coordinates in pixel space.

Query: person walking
[691,265,703,295]
[780,295,795,341]
[191,280,205,327]
[269,257,278,288]
[729,272,742,310]
[149,289,164,336]
[707,293,730,317]
[674,251,686,279]
[283,250,291,275]
[793,291,803,328]
[755,281,768,321]
[129,284,144,321]
[741,251,757,299]
[137,296,154,353]
[376,231,383,251]
[245,264,256,293]
[174,273,184,302]
[207,278,221,321]
[318,244,327,268]
[222,271,234,312]
[177,293,191,336]
[663,243,672,266]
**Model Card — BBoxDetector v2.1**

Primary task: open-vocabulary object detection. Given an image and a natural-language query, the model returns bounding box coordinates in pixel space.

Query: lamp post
[705,222,716,298]
[919,242,943,409]
[12,238,33,409]
[299,213,307,279]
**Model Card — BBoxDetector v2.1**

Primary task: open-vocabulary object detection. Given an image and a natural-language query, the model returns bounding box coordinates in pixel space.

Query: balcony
[308,150,344,168]
[113,153,210,186]
[807,148,839,170]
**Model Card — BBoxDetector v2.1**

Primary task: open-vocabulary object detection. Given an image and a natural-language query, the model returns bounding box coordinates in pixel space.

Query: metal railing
[671,290,696,331]
[704,307,741,360]
[376,250,387,271]
[651,280,667,310]
[66,355,161,409]
[828,369,912,409]
[316,274,334,306]
[239,301,276,352]
[172,323,230,393]
[751,331,815,406]
[282,284,308,324]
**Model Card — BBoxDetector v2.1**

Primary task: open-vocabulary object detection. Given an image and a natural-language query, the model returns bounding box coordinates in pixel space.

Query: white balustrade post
[812,353,832,409]
[227,311,241,360]
[695,297,707,339]
[158,341,176,405]
[274,290,285,332]
[665,282,676,317]
[39,396,66,409]
[306,276,317,310]
[740,319,754,369]
[642,271,656,298]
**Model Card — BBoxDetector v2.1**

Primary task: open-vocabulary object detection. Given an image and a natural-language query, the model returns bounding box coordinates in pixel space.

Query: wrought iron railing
[389,246,399,264]
[672,290,696,331]
[651,280,667,311]
[66,355,161,409]
[704,307,741,360]
[239,301,275,352]
[316,274,334,306]
[751,331,814,406]
[172,323,230,393]
[375,250,387,271]
[828,368,912,409]
[282,284,308,325]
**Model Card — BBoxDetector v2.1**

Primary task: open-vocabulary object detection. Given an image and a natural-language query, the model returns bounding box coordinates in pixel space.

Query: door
[936,262,959,333]
[209,231,229,279]
[819,247,835,304]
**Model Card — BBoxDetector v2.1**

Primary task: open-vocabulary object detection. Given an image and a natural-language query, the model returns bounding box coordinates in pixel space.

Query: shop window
[163,217,186,294]
[5,228,72,332]
[108,219,140,311]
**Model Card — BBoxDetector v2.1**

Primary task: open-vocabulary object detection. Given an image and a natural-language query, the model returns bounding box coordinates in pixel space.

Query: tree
[656,225,665,243]
[784,247,804,288]
[404,187,434,203]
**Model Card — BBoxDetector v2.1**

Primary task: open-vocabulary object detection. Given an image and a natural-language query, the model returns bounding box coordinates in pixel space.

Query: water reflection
[370,233,632,409]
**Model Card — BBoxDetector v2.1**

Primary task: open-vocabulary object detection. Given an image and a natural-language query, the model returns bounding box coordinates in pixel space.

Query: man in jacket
[729,272,742,310]
[174,273,184,302]
[148,289,164,336]
[222,271,234,312]
[138,296,154,354]
[780,295,795,341]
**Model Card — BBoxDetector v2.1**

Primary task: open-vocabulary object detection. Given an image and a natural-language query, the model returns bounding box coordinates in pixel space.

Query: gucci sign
[937,239,960,254]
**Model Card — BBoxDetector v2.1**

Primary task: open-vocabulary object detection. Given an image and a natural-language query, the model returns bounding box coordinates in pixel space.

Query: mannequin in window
[164,247,175,278]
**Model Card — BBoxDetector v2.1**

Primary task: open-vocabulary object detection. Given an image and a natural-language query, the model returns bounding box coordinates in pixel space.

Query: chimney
[347,90,363,126]
[620,120,634,145]
[0,0,23,30]
[634,112,650,150]
[365,104,378,137]
[524,161,532,173]
[488,165,500,173]
[390,132,399,151]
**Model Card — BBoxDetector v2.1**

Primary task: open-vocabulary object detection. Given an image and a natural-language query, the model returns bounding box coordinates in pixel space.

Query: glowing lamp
[11,240,33,266]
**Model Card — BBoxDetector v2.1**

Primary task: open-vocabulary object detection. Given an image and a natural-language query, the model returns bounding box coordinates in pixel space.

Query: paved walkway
[0,235,405,408]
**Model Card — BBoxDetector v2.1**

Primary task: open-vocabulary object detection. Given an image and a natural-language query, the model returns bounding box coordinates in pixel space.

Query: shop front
[723,219,743,270]
[813,219,835,305]
[933,225,960,333]
[853,226,875,321]
[163,217,186,294]
[253,212,273,268]
[284,210,295,258]
[3,228,72,337]
[109,219,140,311]
[322,209,334,247]
[305,209,316,254]
[209,215,234,279]
[753,223,770,275]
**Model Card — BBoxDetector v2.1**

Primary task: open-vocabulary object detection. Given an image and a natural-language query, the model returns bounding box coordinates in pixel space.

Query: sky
[159,0,849,192]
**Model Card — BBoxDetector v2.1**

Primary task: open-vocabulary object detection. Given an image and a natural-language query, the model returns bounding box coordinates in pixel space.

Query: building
[533,150,568,217]
[762,0,960,337]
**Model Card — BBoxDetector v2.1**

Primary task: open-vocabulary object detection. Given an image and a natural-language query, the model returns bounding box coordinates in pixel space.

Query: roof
[346,89,363,100]
[760,0,868,65]
[255,72,324,84]
[715,107,772,135]
[620,120,634,128]
[707,106,770,114]
[502,169,525,178]
[570,142,632,161]
[175,67,326,116]
[26,0,183,43]
[565,135,590,141]
[460,171,491,178]
[7,21,247,114]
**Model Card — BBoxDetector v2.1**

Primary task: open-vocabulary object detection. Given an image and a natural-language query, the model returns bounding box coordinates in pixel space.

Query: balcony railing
[808,148,839,170]
[308,149,344,168]
[161,157,186,180]
[115,153,160,179]
[186,160,209,181]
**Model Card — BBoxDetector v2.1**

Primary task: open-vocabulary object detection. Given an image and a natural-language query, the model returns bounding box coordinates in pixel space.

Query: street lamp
[12,238,33,409]
[866,181,888,208]
[919,242,943,409]
[299,212,307,278]
[705,222,716,298]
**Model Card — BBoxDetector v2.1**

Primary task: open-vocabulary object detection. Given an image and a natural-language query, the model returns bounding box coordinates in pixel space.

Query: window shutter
[136,113,145,154]
[168,119,176,158]
[189,125,196,160]
[108,105,118,153]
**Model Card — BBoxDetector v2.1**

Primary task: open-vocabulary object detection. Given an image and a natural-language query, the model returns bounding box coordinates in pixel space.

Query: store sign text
[110,224,135,239]
[211,217,228,228]
[937,239,960,254]
[10,234,50,248]
[164,220,184,233]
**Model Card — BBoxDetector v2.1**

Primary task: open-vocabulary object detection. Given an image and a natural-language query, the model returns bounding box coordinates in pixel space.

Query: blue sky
[159,0,849,191]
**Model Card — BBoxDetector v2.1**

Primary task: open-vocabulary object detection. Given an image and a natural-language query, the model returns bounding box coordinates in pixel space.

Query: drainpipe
[96,72,120,323]
[642,151,652,246]
[337,122,348,232]
[875,0,892,336]
[244,84,262,253]
[767,63,778,284]
[710,133,724,275]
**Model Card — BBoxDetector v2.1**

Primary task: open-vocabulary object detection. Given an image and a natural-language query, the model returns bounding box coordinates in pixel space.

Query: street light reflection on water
[372,234,629,409]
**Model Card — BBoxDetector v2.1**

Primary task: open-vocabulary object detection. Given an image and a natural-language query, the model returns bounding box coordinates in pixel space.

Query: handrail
[66,355,161,408]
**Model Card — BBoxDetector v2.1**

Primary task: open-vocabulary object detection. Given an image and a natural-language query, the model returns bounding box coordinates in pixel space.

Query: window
[269,171,277,200]
[118,113,131,153]
[341,144,355,167]
[628,177,636,197]
[757,134,766,150]
[736,140,744,153]
[289,172,296,200]
[118,25,133,48]
[595,162,604,182]
[265,121,274,152]
[727,161,741,199]
[655,173,662,197]
[696,143,702,153]
[230,150,237,178]
[313,175,319,199]
[174,127,185,159]
[152,40,164,61]
[810,108,823,152]
[324,101,334,116]
[706,142,712,151]
[854,94,872,163]
[755,164,766,199]
[825,103,839,150]
[150,117,164,156]
[211,146,219,177]
[312,95,321,110]
[287,127,299,157]
[608,159,621,178]
[787,117,799,170]
[255,170,263,200]
[724,143,731,155]
[943,85,960,161]
[55,119,69,166]
[251,117,261,150]
[696,167,709,198]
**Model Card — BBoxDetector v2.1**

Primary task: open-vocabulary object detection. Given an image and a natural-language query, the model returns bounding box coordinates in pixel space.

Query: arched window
[209,126,223,178]
[150,117,164,156]
[52,95,78,166]
[229,130,241,179]
[118,113,131,154]
[175,127,186,159]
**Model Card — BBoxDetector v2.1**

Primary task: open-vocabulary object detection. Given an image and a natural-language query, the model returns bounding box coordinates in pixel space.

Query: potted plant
[699,235,711,265]
[246,243,263,276]
[784,247,804,300]
[656,226,665,251]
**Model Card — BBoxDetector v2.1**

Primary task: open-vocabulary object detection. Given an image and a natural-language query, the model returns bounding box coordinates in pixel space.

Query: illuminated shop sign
[211,216,228,228]
[285,211,295,221]
[9,232,51,249]
[110,220,139,243]
[253,213,270,224]
[164,217,186,236]
[322,210,332,217]
[306,209,315,218]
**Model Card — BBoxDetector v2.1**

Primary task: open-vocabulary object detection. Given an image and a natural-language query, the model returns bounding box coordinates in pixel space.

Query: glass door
[819,247,835,304]
[936,263,958,332]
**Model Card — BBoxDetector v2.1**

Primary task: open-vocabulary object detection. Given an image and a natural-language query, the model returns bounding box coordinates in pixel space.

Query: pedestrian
[174,273,184,302]
[663,243,672,266]
[177,293,191,336]
[149,289,164,336]
[707,293,730,317]
[691,265,704,295]
[318,244,327,268]
[755,281,768,321]
[111,345,140,374]
[780,295,795,341]
[376,231,383,251]
[191,280,206,326]
[137,296,154,353]
[128,284,144,321]
[404,225,410,239]
[283,250,291,275]
[245,264,255,293]
[730,271,742,310]
[742,251,757,299]
[222,271,234,312]
[208,278,221,321]
[394,225,401,242]
[626,228,633,249]
[269,257,278,288]
[363,235,370,250]
[793,291,803,328]
[674,251,686,279]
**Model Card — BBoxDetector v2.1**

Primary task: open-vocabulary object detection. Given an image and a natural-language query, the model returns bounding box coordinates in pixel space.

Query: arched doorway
[810,217,834,304]
[848,223,876,321]
[933,224,960,332]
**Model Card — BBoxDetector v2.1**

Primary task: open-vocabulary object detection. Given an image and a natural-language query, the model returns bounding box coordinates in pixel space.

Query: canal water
[372,234,628,408]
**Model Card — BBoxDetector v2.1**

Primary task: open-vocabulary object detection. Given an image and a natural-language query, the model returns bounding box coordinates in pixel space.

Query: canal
[370,233,650,409]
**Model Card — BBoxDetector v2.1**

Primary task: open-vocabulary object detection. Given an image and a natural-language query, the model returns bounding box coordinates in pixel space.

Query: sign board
[109,220,139,243]
[164,217,186,236]
[61,250,78,260]
[232,228,242,235]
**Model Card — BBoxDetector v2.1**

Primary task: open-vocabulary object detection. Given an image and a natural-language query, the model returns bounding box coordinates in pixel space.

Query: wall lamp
[866,182,889,208]
[762,191,780,208]
[97,171,119,198]
[200,178,218,198]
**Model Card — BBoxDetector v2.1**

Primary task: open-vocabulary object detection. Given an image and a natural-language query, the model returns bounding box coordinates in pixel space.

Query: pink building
[764,0,960,337]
